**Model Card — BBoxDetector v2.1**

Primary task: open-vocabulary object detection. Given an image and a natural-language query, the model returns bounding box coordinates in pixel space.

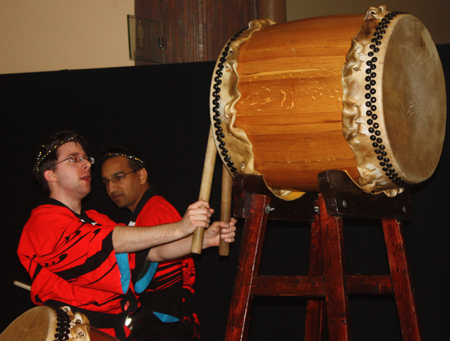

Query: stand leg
[225,194,271,341]
[305,211,326,340]
[382,218,421,340]
[318,194,350,341]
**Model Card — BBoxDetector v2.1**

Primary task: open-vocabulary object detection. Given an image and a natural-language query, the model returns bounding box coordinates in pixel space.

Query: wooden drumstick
[219,164,232,256]
[191,127,217,254]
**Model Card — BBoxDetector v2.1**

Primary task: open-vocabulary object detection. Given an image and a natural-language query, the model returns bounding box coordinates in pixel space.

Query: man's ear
[138,168,148,184]
[44,169,57,182]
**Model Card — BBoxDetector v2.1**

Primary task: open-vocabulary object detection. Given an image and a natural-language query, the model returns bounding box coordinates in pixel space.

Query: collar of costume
[129,185,158,222]
[37,197,96,224]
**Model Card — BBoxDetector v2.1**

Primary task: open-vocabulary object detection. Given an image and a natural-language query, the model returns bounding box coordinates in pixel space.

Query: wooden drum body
[210,6,446,199]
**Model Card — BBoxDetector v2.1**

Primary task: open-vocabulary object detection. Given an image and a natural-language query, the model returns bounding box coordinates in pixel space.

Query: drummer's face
[101,156,147,212]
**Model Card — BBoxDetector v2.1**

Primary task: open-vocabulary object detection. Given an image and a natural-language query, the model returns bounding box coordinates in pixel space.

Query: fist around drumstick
[177,200,237,248]
[144,200,237,262]
[203,218,237,249]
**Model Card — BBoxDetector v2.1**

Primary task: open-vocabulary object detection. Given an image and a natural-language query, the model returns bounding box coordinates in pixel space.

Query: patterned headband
[33,136,75,179]
[105,153,145,167]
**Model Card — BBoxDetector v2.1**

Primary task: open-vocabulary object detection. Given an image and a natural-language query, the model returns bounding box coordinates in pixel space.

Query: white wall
[286,0,450,45]
[0,0,134,74]
[0,0,448,75]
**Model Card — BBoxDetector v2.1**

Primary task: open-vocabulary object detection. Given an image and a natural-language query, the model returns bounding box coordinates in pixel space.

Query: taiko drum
[209,6,446,199]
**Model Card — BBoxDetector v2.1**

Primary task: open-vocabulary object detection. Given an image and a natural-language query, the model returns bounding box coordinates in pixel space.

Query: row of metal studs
[365,10,410,188]
[211,27,248,175]
[53,307,71,341]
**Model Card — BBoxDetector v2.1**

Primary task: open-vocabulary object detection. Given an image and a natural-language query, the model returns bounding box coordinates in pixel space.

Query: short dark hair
[33,131,89,196]
[100,146,146,172]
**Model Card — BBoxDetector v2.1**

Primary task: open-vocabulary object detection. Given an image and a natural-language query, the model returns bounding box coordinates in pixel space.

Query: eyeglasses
[101,170,136,188]
[53,155,95,166]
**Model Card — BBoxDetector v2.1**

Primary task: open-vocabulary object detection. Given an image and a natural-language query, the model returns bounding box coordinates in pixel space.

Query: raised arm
[112,200,212,253]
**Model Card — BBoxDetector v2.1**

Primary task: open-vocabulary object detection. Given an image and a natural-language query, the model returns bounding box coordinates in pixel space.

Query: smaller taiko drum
[209,6,446,199]
[0,306,119,341]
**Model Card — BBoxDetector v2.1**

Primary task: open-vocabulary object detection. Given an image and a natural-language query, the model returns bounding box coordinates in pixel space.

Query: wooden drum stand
[225,170,420,340]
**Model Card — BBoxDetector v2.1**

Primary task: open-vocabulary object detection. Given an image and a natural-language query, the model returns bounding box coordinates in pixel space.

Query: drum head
[383,15,446,182]
[0,306,56,341]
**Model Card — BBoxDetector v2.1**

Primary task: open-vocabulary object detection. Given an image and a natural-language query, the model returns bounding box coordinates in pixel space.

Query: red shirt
[18,199,142,338]
[130,192,200,338]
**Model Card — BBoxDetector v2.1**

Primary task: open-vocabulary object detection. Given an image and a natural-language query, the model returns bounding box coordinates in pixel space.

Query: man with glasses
[100,146,200,340]
[17,131,236,340]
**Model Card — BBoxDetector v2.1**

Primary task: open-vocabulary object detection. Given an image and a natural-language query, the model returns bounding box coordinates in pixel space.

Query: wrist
[202,238,212,249]
[173,221,187,240]
[202,232,217,249]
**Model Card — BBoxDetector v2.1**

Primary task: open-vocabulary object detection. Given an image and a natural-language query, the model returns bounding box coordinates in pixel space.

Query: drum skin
[209,6,446,199]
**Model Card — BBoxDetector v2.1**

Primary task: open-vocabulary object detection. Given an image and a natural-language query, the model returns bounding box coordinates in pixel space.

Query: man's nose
[82,160,91,170]
[107,180,118,192]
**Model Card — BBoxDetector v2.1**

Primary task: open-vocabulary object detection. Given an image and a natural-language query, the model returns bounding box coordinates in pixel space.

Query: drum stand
[225,170,420,340]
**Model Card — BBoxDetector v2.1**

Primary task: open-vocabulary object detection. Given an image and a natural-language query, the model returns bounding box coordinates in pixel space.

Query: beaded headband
[105,153,145,167]
[33,136,75,179]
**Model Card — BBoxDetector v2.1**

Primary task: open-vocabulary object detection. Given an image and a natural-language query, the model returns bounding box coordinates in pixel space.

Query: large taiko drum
[0,306,119,341]
[210,6,446,200]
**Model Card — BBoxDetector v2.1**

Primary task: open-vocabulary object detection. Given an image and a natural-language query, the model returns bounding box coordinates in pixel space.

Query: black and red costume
[17,199,154,340]
[129,187,200,340]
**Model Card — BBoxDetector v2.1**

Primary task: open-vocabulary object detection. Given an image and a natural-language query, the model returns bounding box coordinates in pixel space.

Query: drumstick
[191,127,217,254]
[219,164,232,256]
[13,280,31,291]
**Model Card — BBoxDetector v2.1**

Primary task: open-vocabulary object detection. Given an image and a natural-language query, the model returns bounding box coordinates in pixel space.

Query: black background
[1,44,449,340]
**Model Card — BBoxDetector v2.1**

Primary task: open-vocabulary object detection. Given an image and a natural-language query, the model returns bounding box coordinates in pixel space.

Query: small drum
[0,306,119,341]
[210,6,446,199]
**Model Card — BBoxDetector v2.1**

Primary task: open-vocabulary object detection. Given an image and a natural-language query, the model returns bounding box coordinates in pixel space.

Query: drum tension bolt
[265,204,275,215]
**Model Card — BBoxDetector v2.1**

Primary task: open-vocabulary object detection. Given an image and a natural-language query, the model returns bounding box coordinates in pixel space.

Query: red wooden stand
[225,171,420,340]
